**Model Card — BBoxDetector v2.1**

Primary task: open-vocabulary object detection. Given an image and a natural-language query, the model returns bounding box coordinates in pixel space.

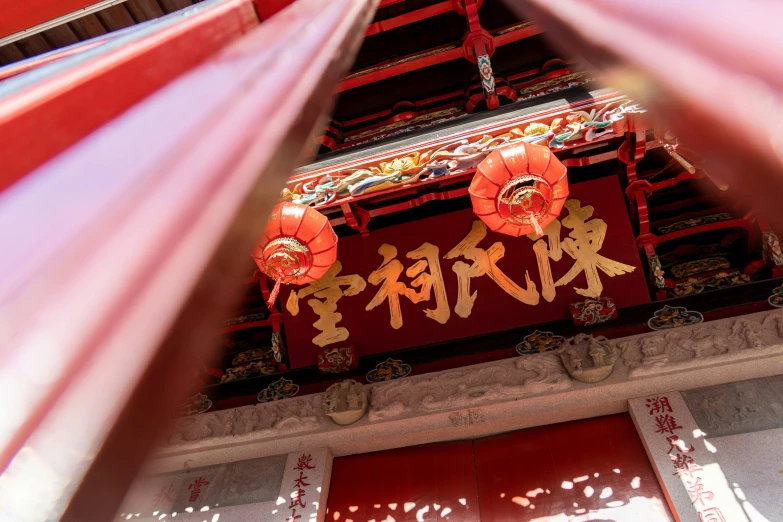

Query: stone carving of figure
[567,346,582,371]
[773,315,783,338]
[734,389,763,427]
[731,319,762,350]
[762,313,783,338]
[698,394,723,429]
[560,334,615,383]
[323,379,368,426]
[639,335,668,366]
[589,337,605,366]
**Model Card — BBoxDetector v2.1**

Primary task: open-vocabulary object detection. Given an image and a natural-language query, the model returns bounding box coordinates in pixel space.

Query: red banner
[283,176,649,368]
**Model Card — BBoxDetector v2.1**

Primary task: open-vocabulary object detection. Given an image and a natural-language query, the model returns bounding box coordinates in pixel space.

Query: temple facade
[1,0,781,521]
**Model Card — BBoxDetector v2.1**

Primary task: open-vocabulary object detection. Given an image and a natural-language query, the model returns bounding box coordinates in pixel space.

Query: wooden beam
[124,0,166,22]
[339,22,541,92]
[0,0,377,519]
[69,13,109,39]
[365,1,453,36]
[0,0,259,193]
[96,3,137,30]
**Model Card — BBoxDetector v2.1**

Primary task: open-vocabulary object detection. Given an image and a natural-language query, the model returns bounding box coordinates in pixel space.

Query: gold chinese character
[444,220,539,318]
[528,219,562,303]
[286,261,366,347]
[555,200,635,297]
[365,242,450,328]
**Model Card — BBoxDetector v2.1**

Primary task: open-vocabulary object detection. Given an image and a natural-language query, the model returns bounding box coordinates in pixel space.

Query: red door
[473,414,675,521]
[326,414,674,521]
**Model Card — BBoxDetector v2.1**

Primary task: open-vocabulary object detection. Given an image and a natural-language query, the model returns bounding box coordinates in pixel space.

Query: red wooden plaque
[283,176,648,368]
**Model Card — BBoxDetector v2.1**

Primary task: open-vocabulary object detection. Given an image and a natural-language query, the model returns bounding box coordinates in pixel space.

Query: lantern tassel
[267,280,282,309]
[530,213,544,237]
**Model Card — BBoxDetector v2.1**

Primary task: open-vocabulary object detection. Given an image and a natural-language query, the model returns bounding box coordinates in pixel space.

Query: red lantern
[252,202,337,308]
[469,141,568,237]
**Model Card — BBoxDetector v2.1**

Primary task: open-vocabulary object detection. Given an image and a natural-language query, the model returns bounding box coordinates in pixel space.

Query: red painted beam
[0,0,106,39]
[0,0,260,193]
[339,22,541,92]
[253,0,294,20]
[0,0,378,519]
[493,21,543,46]
[340,44,464,91]
[365,1,453,36]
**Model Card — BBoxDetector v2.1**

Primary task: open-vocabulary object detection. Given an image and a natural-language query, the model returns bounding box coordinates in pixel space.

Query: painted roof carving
[285,99,646,209]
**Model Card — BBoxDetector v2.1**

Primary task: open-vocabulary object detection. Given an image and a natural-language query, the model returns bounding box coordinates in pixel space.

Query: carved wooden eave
[150,309,783,473]
[285,89,654,233]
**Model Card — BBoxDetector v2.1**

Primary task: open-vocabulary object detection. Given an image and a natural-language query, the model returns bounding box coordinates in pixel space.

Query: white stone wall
[630,382,783,522]
[705,428,783,522]
[118,448,331,522]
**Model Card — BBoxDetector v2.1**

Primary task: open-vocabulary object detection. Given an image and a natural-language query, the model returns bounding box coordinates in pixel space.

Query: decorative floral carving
[656,213,733,235]
[366,358,411,383]
[231,347,275,366]
[619,312,783,378]
[515,330,566,355]
[287,101,644,207]
[648,253,666,290]
[669,271,750,297]
[670,257,731,279]
[762,231,783,267]
[168,395,324,445]
[768,284,783,308]
[180,393,212,416]
[257,377,299,402]
[648,305,703,330]
[271,331,285,363]
[569,297,617,326]
[164,312,783,450]
[221,360,276,384]
[222,312,268,327]
[477,54,496,99]
[368,354,570,421]
[317,346,357,373]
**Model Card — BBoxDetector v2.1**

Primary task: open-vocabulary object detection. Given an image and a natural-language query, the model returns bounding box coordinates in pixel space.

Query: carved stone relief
[616,311,783,378]
[322,379,368,425]
[559,334,616,383]
[167,395,327,446]
[162,310,783,451]
[682,375,783,438]
[119,454,287,515]
[368,353,570,422]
